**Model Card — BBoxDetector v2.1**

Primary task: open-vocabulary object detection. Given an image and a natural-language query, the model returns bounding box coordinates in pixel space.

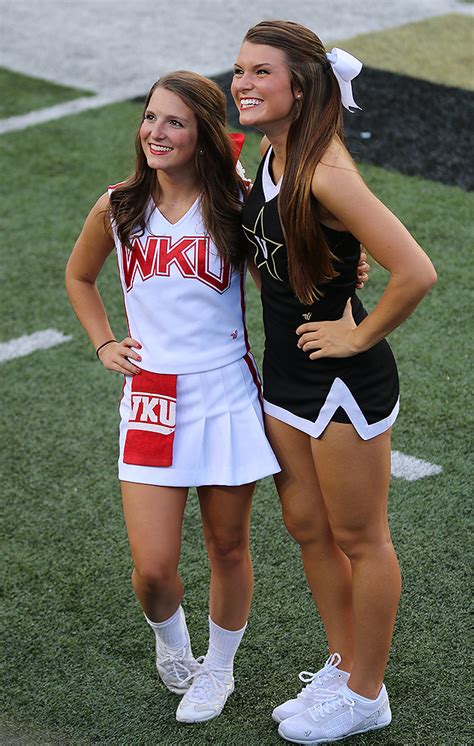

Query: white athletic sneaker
[176,657,235,723]
[278,683,392,744]
[155,611,199,694]
[272,653,350,723]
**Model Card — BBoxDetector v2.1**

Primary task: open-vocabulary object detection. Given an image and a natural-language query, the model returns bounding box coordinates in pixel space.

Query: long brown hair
[110,70,247,267]
[244,20,346,304]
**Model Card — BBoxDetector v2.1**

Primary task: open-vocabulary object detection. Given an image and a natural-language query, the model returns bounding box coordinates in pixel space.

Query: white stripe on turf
[391,450,443,481]
[0,91,141,135]
[0,329,72,362]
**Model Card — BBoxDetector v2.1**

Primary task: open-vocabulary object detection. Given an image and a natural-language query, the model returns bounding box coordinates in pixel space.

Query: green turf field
[0,67,93,119]
[1,93,472,745]
[331,14,474,91]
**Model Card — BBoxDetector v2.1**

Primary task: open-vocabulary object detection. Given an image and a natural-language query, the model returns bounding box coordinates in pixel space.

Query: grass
[1,97,472,745]
[0,67,93,119]
[332,13,474,90]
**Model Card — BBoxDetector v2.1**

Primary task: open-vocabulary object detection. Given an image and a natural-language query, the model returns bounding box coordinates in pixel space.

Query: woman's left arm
[297,160,437,359]
[247,256,262,291]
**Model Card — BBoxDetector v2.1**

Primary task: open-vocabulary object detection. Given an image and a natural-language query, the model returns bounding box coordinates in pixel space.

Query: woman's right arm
[65,193,141,375]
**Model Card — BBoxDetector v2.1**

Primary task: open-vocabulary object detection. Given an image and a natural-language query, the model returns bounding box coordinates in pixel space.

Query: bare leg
[121,481,188,622]
[265,414,354,671]
[312,423,401,698]
[197,482,255,630]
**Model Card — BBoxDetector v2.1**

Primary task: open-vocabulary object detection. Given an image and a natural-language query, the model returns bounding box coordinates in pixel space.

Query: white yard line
[0,329,72,363]
[0,91,141,135]
[391,450,443,481]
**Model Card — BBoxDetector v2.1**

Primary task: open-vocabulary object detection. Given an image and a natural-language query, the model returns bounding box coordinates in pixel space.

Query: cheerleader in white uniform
[66,70,279,724]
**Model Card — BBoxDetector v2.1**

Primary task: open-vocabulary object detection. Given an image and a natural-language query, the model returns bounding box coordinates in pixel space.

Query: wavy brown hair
[244,20,347,303]
[109,71,247,267]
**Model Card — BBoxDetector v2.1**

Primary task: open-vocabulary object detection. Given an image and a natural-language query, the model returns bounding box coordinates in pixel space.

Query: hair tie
[96,339,117,358]
[325,47,362,112]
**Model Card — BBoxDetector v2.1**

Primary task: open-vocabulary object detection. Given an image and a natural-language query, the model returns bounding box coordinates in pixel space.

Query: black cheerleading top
[241,146,400,441]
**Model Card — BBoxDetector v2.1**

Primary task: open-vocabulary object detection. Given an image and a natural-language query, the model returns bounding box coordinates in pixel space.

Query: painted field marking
[0,88,144,135]
[0,329,72,363]
[391,450,443,481]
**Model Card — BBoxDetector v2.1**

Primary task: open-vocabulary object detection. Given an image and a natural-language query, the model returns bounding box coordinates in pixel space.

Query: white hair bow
[326,47,363,112]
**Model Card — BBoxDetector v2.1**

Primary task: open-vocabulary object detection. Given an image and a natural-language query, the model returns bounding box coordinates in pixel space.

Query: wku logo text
[122,235,231,293]
[128,393,177,435]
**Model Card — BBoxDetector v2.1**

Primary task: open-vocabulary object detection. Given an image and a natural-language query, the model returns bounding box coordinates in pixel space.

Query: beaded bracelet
[95,339,117,358]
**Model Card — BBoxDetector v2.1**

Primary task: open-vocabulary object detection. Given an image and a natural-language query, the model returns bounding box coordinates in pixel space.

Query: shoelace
[309,691,356,724]
[297,652,342,700]
[159,643,196,682]
[185,657,231,703]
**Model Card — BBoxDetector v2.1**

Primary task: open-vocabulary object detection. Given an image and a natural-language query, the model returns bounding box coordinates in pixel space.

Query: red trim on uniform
[118,374,127,412]
[243,351,263,408]
[107,184,134,343]
[114,250,133,340]
[108,180,127,192]
[107,180,133,415]
[240,269,250,353]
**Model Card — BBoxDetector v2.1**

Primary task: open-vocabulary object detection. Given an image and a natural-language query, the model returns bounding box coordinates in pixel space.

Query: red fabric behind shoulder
[228,133,245,164]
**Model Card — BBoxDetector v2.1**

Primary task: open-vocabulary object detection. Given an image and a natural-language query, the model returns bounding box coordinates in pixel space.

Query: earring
[296,94,302,99]
[199,149,204,156]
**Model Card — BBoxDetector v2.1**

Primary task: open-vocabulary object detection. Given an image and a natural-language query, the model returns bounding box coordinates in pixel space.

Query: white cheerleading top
[109,185,249,374]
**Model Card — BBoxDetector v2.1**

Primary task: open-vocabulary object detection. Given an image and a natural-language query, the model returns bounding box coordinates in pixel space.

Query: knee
[332,526,391,560]
[205,532,249,565]
[132,562,178,594]
[282,509,330,548]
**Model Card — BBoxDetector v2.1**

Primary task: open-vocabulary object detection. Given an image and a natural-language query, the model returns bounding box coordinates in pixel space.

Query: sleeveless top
[242,147,364,360]
[241,148,399,440]
[109,184,248,374]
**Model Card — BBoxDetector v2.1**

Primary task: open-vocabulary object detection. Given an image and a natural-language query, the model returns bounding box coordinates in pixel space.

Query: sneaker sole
[176,684,235,723]
[278,715,391,744]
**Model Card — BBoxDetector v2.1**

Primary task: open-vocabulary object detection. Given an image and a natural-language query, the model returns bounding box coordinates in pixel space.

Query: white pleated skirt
[118,353,280,487]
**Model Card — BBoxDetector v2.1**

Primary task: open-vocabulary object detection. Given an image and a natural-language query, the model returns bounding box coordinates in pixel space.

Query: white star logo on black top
[243,206,283,281]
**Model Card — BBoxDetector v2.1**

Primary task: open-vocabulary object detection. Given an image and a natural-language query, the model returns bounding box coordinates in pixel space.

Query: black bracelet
[95,339,117,358]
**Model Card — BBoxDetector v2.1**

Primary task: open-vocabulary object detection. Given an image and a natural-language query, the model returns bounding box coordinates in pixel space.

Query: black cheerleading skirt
[261,302,400,441]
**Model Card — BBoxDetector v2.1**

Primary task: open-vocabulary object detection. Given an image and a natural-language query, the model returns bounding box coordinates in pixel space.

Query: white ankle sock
[145,605,189,649]
[204,616,247,672]
[346,683,383,703]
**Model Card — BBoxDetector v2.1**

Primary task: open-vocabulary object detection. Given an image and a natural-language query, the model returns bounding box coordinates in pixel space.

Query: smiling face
[231,41,299,135]
[139,87,199,177]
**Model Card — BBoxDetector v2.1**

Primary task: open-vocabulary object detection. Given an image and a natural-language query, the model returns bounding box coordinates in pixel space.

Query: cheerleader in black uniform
[232,20,436,743]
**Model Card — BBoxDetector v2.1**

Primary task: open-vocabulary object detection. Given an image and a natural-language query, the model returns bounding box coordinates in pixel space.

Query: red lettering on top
[121,235,231,293]
[156,237,196,278]
[122,236,158,291]
[197,238,231,293]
